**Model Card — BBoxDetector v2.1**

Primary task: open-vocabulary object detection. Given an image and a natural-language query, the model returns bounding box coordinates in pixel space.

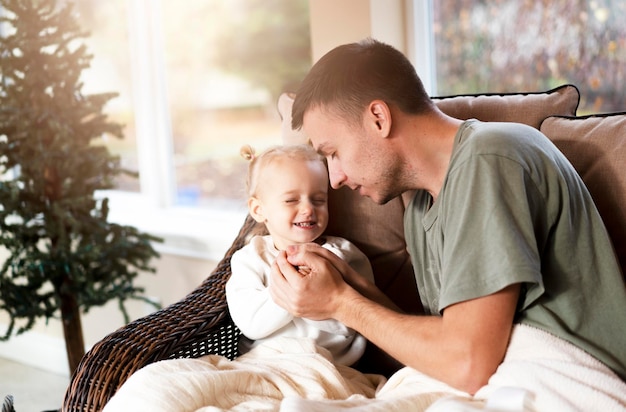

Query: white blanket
[103,324,626,412]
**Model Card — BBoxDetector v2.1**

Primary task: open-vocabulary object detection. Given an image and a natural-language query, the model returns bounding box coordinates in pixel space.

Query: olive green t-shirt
[404,120,626,381]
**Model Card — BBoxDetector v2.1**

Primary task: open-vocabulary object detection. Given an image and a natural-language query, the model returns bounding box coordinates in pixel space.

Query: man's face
[303,105,401,205]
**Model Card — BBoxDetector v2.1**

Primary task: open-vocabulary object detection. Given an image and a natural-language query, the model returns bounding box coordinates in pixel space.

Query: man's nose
[328,165,347,189]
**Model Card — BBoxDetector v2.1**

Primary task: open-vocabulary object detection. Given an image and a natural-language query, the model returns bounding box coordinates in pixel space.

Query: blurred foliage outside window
[74,0,311,206]
[433,0,625,114]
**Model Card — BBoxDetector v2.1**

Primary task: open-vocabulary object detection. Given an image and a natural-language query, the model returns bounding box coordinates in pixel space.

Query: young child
[226,144,374,366]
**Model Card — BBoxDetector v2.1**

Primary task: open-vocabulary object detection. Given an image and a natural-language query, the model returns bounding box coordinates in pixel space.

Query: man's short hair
[292,38,434,130]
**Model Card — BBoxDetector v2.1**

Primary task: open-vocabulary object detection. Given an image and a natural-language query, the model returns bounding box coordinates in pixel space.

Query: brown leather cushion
[540,113,626,278]
[433,84,580,129]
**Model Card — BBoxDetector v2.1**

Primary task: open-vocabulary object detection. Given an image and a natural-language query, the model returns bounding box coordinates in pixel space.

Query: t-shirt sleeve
[437,154,545,312]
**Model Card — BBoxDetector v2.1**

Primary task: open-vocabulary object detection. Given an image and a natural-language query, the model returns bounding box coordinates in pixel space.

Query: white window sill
[99,191,248,261]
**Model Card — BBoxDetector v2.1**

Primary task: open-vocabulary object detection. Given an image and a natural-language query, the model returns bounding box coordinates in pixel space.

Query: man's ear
[248,196,266,223]
[368,100,392,138]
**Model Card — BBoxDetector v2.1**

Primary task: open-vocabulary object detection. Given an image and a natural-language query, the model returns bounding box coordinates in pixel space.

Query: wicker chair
[63,85,594,411]
[2,395,15,412]
[62,215,256,411]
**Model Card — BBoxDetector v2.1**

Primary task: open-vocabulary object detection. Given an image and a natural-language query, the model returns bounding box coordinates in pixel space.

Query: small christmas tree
[0,0,161,373]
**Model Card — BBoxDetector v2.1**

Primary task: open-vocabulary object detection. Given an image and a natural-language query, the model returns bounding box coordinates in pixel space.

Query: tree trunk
[44,163,86,374]
[59,286,85,375]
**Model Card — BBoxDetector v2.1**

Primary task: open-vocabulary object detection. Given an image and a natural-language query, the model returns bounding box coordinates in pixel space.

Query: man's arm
[270,244,520,394]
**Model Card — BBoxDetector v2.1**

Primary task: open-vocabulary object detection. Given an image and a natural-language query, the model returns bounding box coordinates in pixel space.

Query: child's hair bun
[240,144,256,161]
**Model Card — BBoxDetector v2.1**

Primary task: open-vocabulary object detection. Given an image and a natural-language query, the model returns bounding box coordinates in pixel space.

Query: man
[269,38,626,397]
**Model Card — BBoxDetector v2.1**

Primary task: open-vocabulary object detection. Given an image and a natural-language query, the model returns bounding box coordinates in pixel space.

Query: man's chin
[361,190,398,206]
[376,196,396,205]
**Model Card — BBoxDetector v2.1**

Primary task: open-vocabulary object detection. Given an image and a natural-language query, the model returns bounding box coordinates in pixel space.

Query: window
[72,1,138,191]
[429,0,625,114]
[74,0,312,258]
[73,0,624,257]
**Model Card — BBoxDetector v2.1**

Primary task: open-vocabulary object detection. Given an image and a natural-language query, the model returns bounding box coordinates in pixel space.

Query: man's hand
[270,243,401,320]
[269,243,349,320]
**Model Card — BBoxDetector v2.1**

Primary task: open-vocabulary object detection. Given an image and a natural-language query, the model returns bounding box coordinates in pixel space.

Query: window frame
[406,0,436,95]
[99,0,248,260]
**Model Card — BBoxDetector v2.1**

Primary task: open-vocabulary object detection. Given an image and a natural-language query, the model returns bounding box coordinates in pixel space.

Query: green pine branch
[0,0,162,344]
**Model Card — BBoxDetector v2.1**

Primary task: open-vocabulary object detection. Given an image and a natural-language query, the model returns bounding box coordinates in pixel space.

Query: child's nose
[299,200,314,214]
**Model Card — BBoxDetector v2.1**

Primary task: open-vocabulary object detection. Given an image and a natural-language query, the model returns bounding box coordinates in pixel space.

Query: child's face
[249,157,329,250]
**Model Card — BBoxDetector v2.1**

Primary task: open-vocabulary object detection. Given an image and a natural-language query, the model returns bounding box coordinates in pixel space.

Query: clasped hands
[269,243,361,321]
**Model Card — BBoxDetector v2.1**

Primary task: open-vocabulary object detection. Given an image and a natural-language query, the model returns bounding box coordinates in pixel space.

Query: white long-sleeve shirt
[226,235,374,366]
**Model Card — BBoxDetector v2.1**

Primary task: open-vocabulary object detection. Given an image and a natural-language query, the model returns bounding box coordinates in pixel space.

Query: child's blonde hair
[240,144,325,197]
